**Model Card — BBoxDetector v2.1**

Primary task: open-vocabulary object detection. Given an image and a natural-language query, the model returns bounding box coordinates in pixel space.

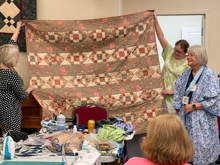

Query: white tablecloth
[0,150,101,165]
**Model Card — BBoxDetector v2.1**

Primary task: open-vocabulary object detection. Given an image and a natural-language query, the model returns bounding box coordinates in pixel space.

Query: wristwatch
[192,104,196,109]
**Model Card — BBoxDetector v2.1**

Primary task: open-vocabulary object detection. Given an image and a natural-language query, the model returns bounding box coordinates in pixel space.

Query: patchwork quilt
[25,10,165,134]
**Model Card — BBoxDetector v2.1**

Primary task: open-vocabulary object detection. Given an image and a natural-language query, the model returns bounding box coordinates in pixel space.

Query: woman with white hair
[174,45,220,165]
[0,21,34,134]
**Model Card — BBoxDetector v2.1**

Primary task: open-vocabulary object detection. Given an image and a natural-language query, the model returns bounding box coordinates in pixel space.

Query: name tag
[191,84,197,92]
[182,96,189,104]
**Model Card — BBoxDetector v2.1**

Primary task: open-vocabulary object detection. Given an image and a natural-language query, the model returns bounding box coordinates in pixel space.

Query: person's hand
[162,90,174,96]
[11,21,25,42]
[153,12,157,20]
[184,104,194,115]
[15,21,25,35]
[26,86,35,94]
[16,21,25,30]
[162,90,166,96]
[153,12,157,27]
[175,110,180,115]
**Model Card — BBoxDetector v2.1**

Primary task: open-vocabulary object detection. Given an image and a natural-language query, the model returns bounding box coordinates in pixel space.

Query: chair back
[72,103,109,126]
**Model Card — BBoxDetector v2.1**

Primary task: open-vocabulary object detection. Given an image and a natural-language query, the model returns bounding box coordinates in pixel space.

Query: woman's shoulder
[175,68,191,84]
[162,43,174,60]
[180,67,191,77]
[1,69,20,79]
[125,157,158,165]
[202,66,218,79]
[0,68,13,74]
[204,66,216,74]
[125,157,191,165]
[2,69,18,75]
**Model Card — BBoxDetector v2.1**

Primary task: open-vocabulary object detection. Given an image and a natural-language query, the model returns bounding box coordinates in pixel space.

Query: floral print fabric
[174,67,220,165]
[24,10,164,134]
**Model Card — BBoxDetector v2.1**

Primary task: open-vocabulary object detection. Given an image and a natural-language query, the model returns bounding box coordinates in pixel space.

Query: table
[0,150,101,165]
[80,129,135,163]
[101,131,135,164]
[0,131,135,165]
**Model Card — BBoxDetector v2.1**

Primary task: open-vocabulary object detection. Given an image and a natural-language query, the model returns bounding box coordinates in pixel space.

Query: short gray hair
[0,44,19,67]
[188,45,208,66]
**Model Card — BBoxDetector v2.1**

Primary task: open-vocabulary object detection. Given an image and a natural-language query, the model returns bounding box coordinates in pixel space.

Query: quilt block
[25,10,165,134]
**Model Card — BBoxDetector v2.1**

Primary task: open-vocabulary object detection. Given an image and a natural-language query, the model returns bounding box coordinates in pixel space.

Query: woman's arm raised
[154,12,168,50]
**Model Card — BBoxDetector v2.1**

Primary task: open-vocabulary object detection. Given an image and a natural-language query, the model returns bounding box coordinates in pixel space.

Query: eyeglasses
[174,48,184,54]
[185,53,195,57]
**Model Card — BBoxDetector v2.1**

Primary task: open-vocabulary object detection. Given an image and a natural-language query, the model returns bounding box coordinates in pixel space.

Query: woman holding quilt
[174,45,220,165]
[154,13,189,114]
[0,21,34,135]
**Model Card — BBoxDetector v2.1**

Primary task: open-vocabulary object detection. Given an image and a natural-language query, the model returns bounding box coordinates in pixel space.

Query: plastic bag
[49,130,83,154]
[83,133,119,157]
[22,135,51,146]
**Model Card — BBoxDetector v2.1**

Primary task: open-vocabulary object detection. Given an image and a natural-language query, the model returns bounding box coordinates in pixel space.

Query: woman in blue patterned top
[0,21,35,135]
[174,45,220,165]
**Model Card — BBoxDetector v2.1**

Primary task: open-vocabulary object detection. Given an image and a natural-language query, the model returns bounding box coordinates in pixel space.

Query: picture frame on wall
[0,0,36,51]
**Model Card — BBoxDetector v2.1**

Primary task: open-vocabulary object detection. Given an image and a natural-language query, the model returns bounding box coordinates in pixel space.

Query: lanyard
[184,66,205,96]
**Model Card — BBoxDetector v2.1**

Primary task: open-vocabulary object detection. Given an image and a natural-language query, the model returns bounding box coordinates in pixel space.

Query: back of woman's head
[141,114,194,165]
[0,44,19,67]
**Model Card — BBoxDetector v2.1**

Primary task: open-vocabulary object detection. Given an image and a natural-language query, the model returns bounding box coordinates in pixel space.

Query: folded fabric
[95,117,121,128]
[97,125,127,142]
[41,120,57,126]
[95,119,110,128]
[40,120,57,133]
[7,130,28,142]
[114,122,134,135]
[78,124,88,130]
[109,117,120,123]
[112,117,134,134]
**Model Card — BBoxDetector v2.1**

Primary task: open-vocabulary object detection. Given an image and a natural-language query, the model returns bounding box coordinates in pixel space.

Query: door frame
[155,10,209,53]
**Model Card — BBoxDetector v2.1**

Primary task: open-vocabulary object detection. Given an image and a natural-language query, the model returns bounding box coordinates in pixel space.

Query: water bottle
[73,125,77,133]
[57,112,65,131]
